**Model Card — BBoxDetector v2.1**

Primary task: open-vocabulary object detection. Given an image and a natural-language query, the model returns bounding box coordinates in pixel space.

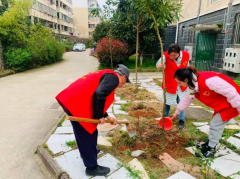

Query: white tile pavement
[54,126,74,134]
[167,171,196,179]
[46,134,75,154]
[210,153,240,177]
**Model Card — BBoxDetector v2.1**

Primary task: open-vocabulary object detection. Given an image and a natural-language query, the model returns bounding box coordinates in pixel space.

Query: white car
[73,43,86,51]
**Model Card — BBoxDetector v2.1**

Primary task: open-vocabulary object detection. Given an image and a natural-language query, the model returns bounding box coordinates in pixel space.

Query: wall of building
[177,3,240,78]
[73,8,89,38]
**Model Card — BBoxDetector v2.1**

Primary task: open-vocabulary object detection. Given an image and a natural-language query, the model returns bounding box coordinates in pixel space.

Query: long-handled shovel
[66,116,136,138]
[158,117,174,131]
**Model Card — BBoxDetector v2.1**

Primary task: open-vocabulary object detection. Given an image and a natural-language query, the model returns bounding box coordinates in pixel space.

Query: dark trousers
[62,105,98,168]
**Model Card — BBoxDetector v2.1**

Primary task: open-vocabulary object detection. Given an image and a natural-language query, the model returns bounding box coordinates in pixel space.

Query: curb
[37,146,70,179]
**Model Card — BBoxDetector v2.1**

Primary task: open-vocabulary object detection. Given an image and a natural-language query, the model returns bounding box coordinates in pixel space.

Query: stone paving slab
[225,125,240,130]
[62,120,71,126]
[167,171,196,179]
[98,136,112,147]
[197,125,210,134]
[227,137,240,149]
[55,151,122,179]
[113,109,128,115]
[107,113,116,119]
[210,153,240,177]
[107,107,113,113]
[192,122,209,127]
[235,133,240,138]
[98,154,122,176]
[54,149,88,179]
[113,105,121,110]
[46,134,75,154]
[186,146,236,157]
[128,158,149,179]
[107,167,133,179]
[54,126,74,134]
[230,174,240,179]
[114,100,127,104]
[159,153,184,172]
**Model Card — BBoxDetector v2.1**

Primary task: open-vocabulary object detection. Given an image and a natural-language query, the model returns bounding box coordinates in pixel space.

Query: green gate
[195,33,217,71]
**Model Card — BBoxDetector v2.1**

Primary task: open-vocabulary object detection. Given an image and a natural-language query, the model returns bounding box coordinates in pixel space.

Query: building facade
[177,0,240,77]
[30,0,74,37]
[72,0,101,38]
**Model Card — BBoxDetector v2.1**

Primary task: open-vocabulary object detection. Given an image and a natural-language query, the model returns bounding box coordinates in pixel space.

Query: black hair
[168,44,181,55]
[174,66,199,90]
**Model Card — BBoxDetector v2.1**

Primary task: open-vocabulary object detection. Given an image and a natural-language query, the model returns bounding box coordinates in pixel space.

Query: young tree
[118,0,149,90]
[136,0,182,130]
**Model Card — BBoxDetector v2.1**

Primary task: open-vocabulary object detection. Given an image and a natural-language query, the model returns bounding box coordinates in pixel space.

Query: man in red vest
[56,64,130,176]
[156,44,190,129]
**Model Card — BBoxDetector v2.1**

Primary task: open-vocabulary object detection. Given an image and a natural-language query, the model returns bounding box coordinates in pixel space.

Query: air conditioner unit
[184,46,193,61]
[223,48,240,73]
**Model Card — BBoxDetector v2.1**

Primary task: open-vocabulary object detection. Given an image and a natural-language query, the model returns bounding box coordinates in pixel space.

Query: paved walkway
[0,50,99,179]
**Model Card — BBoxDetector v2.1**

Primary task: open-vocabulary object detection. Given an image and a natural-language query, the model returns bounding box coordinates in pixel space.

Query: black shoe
[86,165,110,176]
[179,120,185,130]
[196,140,209,149]
[195,145,216,158]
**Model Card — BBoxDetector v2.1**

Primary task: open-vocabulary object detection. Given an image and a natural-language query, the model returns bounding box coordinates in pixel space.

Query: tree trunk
[147,0,166,130]
[140,54,143,66]
[0,40,4,71]
[135,16,139,90]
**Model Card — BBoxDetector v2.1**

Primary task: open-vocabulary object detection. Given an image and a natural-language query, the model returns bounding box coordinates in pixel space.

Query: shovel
[66,116,136,138]
[158,117,174,131]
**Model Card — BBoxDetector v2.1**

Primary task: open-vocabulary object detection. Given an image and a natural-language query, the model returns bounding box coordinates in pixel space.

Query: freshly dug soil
[115,83,157,101]
[128,102,163,118]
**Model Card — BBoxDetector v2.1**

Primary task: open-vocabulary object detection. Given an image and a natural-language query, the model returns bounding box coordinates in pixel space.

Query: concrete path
[0,50,99,179]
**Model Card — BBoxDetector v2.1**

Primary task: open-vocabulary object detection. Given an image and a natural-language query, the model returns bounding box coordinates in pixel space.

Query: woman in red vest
[56,64,130,176]
[156,44,190,129]
[172,66,240,158]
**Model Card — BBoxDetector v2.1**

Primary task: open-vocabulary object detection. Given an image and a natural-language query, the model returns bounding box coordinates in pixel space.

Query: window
[210,0,219,4]
[88,24,95,28]
[181,26,185,37]
[233,14,240,44]
[188,25,195,44]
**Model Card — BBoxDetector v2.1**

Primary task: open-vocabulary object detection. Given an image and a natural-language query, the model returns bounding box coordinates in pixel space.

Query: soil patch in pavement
[115,83,157,101]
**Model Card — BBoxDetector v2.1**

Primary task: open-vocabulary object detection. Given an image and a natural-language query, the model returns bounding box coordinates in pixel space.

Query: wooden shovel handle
[66,116,129,124]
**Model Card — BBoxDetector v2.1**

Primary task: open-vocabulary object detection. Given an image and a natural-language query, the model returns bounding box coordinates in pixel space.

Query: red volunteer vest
[196,72,240,122]
[56,70,117,134]
[163,51,189,94]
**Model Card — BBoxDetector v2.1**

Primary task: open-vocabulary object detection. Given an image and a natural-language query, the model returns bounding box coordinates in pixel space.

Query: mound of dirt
[115,83,157,101]
[128,101,163,118]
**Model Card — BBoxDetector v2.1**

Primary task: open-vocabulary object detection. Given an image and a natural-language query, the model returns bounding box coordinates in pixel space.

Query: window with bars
[233,14,240,44]
[188,25,195,44]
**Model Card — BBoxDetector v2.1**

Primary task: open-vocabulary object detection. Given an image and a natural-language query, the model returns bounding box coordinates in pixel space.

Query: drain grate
[49,102,60,109]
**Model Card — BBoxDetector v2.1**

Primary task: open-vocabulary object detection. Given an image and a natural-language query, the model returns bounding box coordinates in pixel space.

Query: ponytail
[174,66,198,89]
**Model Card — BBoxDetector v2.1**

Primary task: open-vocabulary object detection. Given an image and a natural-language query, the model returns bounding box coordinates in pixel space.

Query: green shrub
[85,41,94,48]
[96,37,129,67]
[28,24,64,67]
[4,48,31,72]
[235,77,240,86]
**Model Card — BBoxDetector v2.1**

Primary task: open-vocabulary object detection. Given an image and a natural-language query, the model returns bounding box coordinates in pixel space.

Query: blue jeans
[164,95,185,121]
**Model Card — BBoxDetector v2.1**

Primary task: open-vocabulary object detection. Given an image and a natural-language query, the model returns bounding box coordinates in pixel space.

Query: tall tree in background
[136,0,182,130]
[0,0,32,71]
